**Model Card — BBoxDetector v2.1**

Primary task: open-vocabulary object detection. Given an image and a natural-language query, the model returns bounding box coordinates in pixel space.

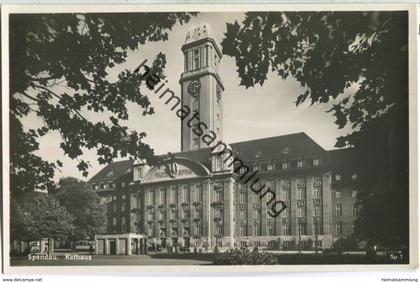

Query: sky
[25,12,354,181]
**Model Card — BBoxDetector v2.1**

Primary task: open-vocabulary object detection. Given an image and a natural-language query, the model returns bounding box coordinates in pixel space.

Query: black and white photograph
[1,3,418,273]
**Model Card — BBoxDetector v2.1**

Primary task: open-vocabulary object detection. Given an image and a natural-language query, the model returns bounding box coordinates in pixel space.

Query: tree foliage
[10,197,26,242]
[22,193,75,241]
[54,177,107,241]
[214,248,278,265]
[10,13,195,194]
[222,12,409,248]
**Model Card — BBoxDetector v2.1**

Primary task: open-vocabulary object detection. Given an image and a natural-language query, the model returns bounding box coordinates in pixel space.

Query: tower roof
[185,22,215,44]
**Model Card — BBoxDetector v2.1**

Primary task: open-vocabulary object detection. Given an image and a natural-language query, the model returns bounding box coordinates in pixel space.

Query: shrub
[333,237,359,253]
[213,248,278,265]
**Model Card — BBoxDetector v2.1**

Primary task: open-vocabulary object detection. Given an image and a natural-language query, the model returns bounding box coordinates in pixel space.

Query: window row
[238,221,323,236]
[145,185,203,205]
[94,181,126,190]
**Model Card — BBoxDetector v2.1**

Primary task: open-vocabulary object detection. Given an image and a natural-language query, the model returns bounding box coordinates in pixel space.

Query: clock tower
[179,23,225,151]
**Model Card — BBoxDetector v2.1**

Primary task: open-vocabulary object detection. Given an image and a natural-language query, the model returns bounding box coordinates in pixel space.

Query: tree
[10,197,26,242]
[10,12,195,194]
[53,177,107,243]
[222,12,408,248]
[23,193,75,249]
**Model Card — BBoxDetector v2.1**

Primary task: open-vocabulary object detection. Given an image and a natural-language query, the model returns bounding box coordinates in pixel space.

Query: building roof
[89,132,329,183]
[89,159,134,183]
[230,132,326,162]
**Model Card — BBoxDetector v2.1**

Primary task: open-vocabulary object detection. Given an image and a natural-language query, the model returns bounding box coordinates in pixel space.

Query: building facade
[89,23,359,252]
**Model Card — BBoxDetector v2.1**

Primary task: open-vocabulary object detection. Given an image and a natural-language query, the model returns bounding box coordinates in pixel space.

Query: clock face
[188,80,201,97]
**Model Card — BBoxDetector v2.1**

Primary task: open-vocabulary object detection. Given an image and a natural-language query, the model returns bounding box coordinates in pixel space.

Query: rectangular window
[216,226,223,236]
[112,183,116,188]
[240,225,246,236]
[159,210,165,221]
[313,206,321,217]
[297,188,305,200]
[268,224,274,236]
[215,157,223,172]
[239,210,245,220]
[193,56,199,70]
[183,186,189,203]
[336,191,341,199]
[313,187,321,199]
[253,209,260,220]
[215,209,222,219]
[121,217,126,231]
[297,161,304,168]
[352,190,358,198]
[161,189,166,204]
[121,202,126,212]
[351,173,358,180]
[253,225,261,236]
[336,204,342,216]
[297,206,305,217]
[195,185,202,202]
[335,174,341,181]
[195,225,201,236]
[112,217,117,226]
[314,220,322,235]
[336,222,343,235]
[170,188,176,203]
[282,162,288,170]
[253,165,259,172]
[239,192,246,203]
[215,190,223,202]
[281,208,288,218]
[313,159,320,166]
[148,191,154,205]
[281,188,289,200]
[121,182,126,188]
[282,224,289,235]
[298,222,305,235]
[267,164,274,171]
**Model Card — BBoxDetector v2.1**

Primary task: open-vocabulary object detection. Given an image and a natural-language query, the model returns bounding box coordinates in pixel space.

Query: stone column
[290,177,297,235]
[223,178,235,247]
[115,238,120,255]
[105,239,110,255]
[322,173,332,235]
[202,179,211,249]
[306,176,314,235]
[275,179,283,236]
[247,183,253,236]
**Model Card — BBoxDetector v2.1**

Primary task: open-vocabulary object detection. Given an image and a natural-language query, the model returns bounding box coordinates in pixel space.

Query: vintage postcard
[1,3,418,274]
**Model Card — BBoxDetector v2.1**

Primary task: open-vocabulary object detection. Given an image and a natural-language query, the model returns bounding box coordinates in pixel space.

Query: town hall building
[89,23,359,255]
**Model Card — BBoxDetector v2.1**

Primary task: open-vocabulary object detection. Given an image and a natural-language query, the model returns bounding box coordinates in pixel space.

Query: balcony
[211,201,223,208]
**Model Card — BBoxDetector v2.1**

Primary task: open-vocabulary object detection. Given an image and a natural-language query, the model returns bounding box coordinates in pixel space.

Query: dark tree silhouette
[222,11,409,249]
[10,13,195,194]
[54,177,107,243]
[22,193,75,246]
